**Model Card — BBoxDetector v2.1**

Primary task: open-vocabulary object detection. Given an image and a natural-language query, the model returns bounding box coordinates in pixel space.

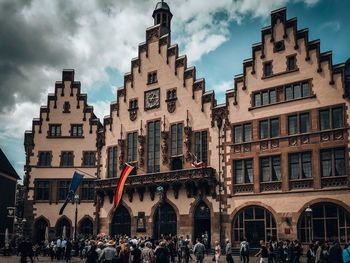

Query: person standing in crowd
[307,244,316,263]
[316,241,322,263]
[226,239,234,263]
[18,238,34,263]
[142,242,154,263]
[86,243,99,263]
[329,241,343,263]
[100,240,117,263]
[64,239,72,262]
[276,241,285,263]
[255,240,269,263]
[240,238,250,263]
[215,241,221,263]
[292,240,302,263]
[131,243,142,263]
[193,238,205,263]
[320,243,329,263]
[343,243,350,263]
[155,241,169,263]
[56,237,62,260]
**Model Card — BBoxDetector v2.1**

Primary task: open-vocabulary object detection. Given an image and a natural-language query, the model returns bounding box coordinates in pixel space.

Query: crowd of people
[3,234,350,263]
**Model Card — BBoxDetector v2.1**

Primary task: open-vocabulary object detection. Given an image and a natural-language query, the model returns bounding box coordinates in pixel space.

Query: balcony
[95,167,217,203]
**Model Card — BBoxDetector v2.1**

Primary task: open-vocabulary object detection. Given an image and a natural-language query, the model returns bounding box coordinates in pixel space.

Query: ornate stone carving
[320,132,330,142]
[301,135,309,145]
[138,135,145,168]
[234,145,241,153]
[211,106,229,128]
[161,131,169,165]
[129,109,137,121]
[273,40,285,52]
[334,130,344,140]
[260,141,268,150]
[244,144,251,152]
[166,99,176,113]
[289,137,298,146]
[321,176,348,188]
[290,179,313,190]
[271,139,279,148]
[233,184,254,193]
[261,182,282,192]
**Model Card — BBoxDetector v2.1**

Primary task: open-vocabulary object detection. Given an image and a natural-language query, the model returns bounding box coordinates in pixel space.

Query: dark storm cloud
[0,0,73,112]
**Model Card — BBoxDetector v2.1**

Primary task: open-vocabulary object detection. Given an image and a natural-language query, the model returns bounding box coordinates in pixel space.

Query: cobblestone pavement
[0,255,307,263]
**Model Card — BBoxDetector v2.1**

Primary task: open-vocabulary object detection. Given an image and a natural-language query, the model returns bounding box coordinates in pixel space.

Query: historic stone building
[24,2,350,246]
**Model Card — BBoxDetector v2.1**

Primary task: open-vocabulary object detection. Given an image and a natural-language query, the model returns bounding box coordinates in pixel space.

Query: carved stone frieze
[261,182,282,192]
[244,143,251,152]
[321,176,348,188]
[138,135,145,167]
[320,132,330,142]
[166,99,176,113]
[271,139,279,149]
[184,126,192,162]
[290,179,313,190]
[129,109,137,121]
[301,135,309,145]
[161,131,169,165]
[289,137,298,146]
[260,141,268,150]
[334,130,344,140]
[233,184,254,193]
[211,106,229,128]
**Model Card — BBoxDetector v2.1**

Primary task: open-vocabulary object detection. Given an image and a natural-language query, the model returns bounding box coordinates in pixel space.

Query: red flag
[113,164,134,212]
[190,152,207,168]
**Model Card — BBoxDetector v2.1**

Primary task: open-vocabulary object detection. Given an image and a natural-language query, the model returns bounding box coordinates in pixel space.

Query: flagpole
[74,168,97,178]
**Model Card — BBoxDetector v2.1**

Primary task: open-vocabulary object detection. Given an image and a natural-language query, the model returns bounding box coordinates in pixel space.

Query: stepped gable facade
[24,2,350,246]
[24,70,102,241]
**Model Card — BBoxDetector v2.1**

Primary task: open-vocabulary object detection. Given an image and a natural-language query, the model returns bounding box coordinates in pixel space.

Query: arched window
[154,202,177,239]
[111,205,131,237]
[79,217,94,237]
[299,202,350,243]
[56,217,71,239]
[34,218,48,243]
[232,206,276,247]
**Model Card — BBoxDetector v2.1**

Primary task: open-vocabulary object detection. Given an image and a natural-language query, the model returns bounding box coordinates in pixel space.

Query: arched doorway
[298,202,350,243]
[111,205,131,237]
[194,201,211,248]
[154,202,177,239]
[56,217,71,239]
[34,217,48,243]
[79,217,94,237]
[232,206,276,247]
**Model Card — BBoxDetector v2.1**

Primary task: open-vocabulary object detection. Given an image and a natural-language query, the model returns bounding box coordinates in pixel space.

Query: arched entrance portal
[154,202,177,239]
[111,205,131,237]
[194,201,211,248]
[34,218,48,243]
[232,206,276,247]
[56,217,71,239]
[298,202,350,243]
[79,217,94,237]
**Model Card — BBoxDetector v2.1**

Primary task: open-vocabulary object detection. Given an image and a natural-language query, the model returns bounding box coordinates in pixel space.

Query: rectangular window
[147,120,160,173]
[71,124,83,137]
[60,152,73,166]
[195,131,208,165]
[81,181,94,200]
[320,148,345,177]
[288,115,298,135]
[260,155,281,182]
[289,153,299,180]
[302,82,309,97]
[270,90,276,103]
[285,86,292,100]
[293,84,301,99]
[300,113,310,133]
[289,152,312,179]
[36,181,50,200]
[59,180,70,200]
[147,72,157,84]
[302,152,312,178]
[127,132,138,162]
[171,123,183,156]
[264,62,272,77]
[270,118,279,138]
[288,56,295,71]
[319,109,330,130]
[83,152,95,166]
[243,123,252,142]
[262,91,268,105]
[108,147,118,178]
[234,159,253,184]
[254,93,261,107]
[234,125,242,143]
[49,124,61,137]
[38,151,51,166]
[332,107,343,128]
[259,120,268,139]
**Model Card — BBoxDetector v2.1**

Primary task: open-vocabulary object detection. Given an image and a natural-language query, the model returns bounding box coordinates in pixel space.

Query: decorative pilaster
[138,135,145,168]
[161,131,169,165]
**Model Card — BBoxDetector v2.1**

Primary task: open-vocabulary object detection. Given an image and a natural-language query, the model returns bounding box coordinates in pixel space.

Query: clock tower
[152,1,173,36]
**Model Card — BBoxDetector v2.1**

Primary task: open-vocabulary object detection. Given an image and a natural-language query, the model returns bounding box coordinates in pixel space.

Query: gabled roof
[0,148,20,180]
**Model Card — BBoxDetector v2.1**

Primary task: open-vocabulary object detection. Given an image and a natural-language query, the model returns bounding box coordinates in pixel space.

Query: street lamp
[156,186,164,240]
[217,117,223,249]
[305,206,313,243]
[74,194,79,242]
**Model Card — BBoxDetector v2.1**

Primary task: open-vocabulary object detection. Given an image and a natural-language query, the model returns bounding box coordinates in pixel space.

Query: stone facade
[24,2,350,246]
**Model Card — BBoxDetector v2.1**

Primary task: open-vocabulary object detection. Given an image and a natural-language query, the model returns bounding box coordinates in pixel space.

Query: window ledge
[261,68,299,80]
[147,81,158,85]
[249,94,316,111]
[46,136,85,139]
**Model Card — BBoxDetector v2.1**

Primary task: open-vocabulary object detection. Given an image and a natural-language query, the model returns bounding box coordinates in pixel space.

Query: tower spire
[152,1,172,36]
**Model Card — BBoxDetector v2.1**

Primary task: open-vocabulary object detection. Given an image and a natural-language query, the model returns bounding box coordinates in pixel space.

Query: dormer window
[287,55,296,71]
[264,62,272,77]
[147,72,157,84]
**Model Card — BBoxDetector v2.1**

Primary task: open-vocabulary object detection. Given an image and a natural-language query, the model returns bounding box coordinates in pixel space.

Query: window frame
[260,155,282,182]
[147,71,157,85]
[48,124,61,137]
[194,130,208,165]
[127,132,138,163]
[82,151,96,167]
[38,151,52,167]
[107,146,118,178]
[287,111,311,135]
[263,61,272,77]
[288,151,312,180]
[259,117,280,139]
[81,180,94,201]
[71,124,83,137]
[233,158,254,185]
[320,147,346,177]
[60,151,74,167]
[170,122,183,156]
[58,180,71,201]
[286,54,297,71]
[35,180,50,201]
[319,105,344,131]
[147,120,161,173]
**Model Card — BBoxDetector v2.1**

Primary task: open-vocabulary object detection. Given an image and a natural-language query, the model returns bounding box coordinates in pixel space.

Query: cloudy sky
[0,0,349,180]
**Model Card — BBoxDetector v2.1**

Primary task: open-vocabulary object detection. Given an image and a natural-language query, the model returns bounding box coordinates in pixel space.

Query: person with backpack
[240,238,250,263]
[193,238,205,263]
[255,240,269,263]
[343,243,350,263]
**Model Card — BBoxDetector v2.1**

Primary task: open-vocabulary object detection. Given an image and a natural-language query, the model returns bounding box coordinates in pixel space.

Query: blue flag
[59,172,84,215]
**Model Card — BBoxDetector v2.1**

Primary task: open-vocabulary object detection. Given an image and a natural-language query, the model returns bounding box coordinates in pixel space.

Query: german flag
[113,164,134,212]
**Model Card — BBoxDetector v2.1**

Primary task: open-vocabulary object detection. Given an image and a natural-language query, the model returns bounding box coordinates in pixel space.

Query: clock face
[145,88,160,110]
